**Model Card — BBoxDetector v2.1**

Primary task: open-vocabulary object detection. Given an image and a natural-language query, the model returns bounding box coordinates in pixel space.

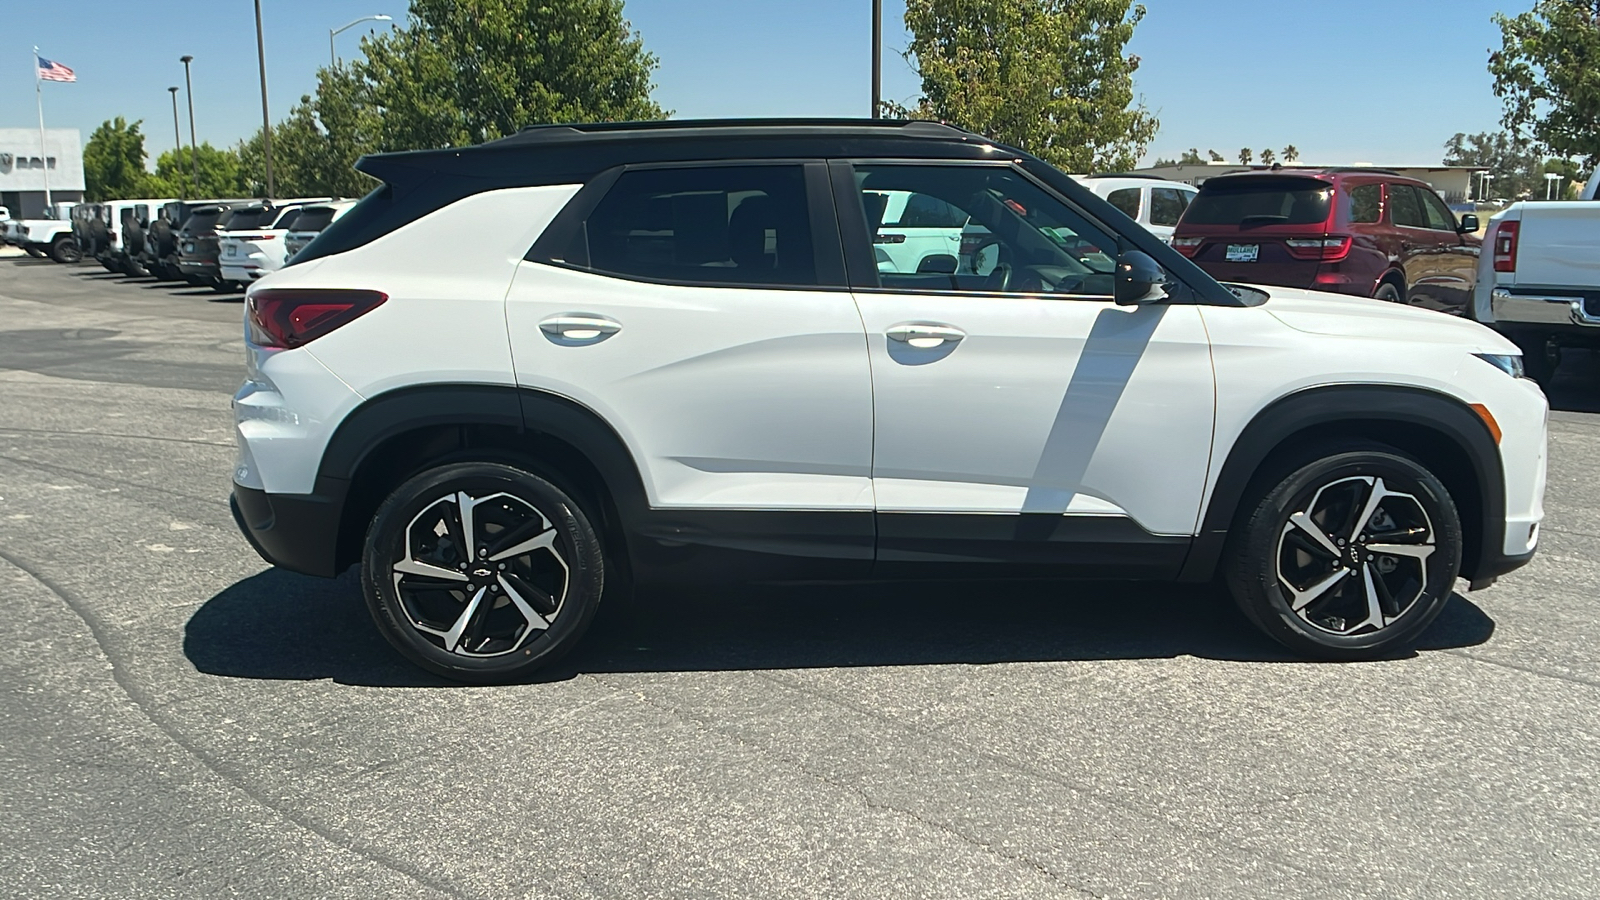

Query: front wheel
[361,462,606,683]
[1224,448,1462,660]
[48,236,80,264]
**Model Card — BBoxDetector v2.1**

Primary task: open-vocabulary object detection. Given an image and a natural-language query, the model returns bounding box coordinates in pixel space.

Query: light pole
[331,14,392,68]
[180,55,198,194]
[1545,171,1562,200]
[870,0,882,118]
[167,87,182,162]
[254,0,274,199]
[1482,172,1495,202]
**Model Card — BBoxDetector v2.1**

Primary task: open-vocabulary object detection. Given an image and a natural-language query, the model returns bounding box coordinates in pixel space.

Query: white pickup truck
[1475,168,1600,384]
[7,203,81,262]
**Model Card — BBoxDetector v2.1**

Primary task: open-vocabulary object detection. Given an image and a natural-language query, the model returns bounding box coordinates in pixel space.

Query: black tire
[1373,282,1403,303]
[48,236,80,264]
[361,462,605,683]
[1224,446,1462,660]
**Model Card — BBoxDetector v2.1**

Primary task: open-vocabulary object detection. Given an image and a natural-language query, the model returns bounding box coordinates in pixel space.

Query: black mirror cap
[1114,250,1168,305]
[1459,213,1480,234]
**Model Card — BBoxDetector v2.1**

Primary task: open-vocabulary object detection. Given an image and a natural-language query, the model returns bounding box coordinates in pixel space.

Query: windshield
[1183,177,1333,227]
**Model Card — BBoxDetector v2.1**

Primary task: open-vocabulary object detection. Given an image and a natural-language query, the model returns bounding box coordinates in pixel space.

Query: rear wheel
[361,462,606,683]
[1373,282,1403,303]
[1225,447,1462,660]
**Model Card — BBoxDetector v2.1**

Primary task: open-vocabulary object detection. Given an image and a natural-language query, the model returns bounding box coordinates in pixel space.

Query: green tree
[901,0,1157,171]
[1177,148,1204,164]
[1260,148,1276,165]
[1238,147,1253,165]
[1208,149,1225,162]
[358,0,666,150]
[1283,144,1300,162]
[151,143,247,199]
[83,117,156,200]
[1490,1,1600,167]
[1443,130,1543,198]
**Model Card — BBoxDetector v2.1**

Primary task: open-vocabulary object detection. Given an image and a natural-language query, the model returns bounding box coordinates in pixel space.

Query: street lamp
[166,87,181,163]
[331,14,392,68]
[179,55,198,194]
[254,0,274,199]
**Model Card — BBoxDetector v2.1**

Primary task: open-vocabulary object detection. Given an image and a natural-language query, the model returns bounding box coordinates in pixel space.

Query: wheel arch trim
[1179,383,1505,583]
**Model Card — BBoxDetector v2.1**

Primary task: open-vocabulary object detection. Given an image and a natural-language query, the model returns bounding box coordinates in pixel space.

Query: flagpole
[33,47,52,212]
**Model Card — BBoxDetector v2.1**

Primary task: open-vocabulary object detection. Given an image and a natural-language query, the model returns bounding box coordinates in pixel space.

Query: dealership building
[0,128,85,218]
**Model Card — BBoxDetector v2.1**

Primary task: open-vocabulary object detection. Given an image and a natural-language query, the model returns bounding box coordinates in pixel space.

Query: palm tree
[1239,148,1253,165]
[1283,144,1300,163]
[1261,148,1277,165]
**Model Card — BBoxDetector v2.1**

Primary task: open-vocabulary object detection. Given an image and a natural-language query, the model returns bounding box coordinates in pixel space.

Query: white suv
[230,120,1547,683]
[1077,174,1198,242]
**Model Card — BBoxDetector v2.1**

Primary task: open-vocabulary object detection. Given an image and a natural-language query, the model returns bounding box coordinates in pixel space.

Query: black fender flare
[1178,384,1505,583]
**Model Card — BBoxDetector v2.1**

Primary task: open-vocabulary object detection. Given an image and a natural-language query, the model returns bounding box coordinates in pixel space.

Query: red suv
[1170,170,1481,315]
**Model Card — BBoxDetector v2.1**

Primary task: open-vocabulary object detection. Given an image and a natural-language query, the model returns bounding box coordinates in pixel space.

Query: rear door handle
[539,313,621,343]
[886,323,966,348]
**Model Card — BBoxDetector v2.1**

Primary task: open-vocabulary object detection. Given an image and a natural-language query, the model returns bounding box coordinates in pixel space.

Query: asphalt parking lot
[2,252,1599,899]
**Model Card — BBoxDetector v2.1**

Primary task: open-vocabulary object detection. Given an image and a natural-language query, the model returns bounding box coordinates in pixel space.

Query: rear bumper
[1491,288,1600,328]
[230,481,348,578]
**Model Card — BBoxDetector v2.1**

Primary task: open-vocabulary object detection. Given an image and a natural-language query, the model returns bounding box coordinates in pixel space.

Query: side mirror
[1113,250,1169,306]
[1458,214,1479,234]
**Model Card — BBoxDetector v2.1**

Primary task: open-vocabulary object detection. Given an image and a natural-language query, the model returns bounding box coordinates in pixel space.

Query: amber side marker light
[1470,403,1502,445]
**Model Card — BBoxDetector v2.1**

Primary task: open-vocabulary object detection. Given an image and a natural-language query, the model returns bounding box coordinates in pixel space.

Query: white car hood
[1246,284,1518,354]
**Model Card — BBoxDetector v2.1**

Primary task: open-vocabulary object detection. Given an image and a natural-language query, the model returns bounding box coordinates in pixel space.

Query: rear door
[1175,175,1333,288]
[1414,186,1479,314]
[505,161,876,568]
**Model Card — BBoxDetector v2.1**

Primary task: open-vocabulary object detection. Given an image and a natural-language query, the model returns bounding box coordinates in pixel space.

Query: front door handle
[886,323,966,349]
[539,313,621,343]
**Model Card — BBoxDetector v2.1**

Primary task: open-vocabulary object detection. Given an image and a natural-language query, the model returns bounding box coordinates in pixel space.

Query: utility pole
[255,0,275,198]
[180,56,199,194]
[871,0,882,118]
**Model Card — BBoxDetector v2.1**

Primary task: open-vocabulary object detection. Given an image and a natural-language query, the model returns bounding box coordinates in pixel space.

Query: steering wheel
[976,240,1014,292]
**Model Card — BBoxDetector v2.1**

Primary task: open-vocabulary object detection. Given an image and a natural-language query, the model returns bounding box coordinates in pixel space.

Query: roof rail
[1084,172,1165,180]
[481,117,972,148]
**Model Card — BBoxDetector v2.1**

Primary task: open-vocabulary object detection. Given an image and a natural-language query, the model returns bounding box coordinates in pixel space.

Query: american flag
[37,56,76,83]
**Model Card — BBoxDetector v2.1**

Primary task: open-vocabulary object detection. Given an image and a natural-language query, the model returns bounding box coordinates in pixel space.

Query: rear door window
[1182,177,1333,226]
[1389,184,1426,228]
[585,165,817,287]
[1106,188,1141,220]
[1346,184,1383,224]
[1149,188,1192,227]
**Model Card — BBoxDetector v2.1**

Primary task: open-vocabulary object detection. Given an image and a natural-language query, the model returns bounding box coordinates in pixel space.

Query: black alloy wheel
[362,462,605,683]
[1225,447,1461,660]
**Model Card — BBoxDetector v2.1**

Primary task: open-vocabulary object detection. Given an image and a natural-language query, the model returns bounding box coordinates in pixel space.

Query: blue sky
[3,0,1516,168]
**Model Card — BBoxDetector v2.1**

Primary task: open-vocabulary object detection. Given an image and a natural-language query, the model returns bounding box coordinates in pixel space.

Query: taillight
[1493,220,1519,273]
[247,289,387,349]
[1171,236,1202,257]
[1284,235,1352,261]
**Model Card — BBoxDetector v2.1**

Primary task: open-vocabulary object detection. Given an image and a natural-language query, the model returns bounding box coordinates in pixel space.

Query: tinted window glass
[272,209,303,231]
[853,164,1118,297]
[1149,188,1191,226]
[290,184,389,266]
[291,207,337,232]
[225,207,271,230]
[1418,188,1457,231]
[1389,184,1426,228]
[1106,188,1141,219]
[1346,184,1383,224]
[586,166,815,287]
[1183,177,1333,226]
[182,209,222,234]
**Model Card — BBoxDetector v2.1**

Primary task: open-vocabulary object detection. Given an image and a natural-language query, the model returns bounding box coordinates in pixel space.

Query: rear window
[225,208,271,230]
[290,207,337,232]
[290,185,391,266]
[271,208,302,230]
[182,209,222,233]
[1183,177,1333,226]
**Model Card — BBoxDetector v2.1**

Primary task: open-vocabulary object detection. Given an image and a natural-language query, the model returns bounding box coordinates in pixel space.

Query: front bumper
[231,481,348,578]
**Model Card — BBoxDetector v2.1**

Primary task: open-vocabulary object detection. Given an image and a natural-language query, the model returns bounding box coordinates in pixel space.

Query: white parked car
[283,200,357,260]
[1076,174,1198,242]
[219,199,332,290]
[229,120,1546,683]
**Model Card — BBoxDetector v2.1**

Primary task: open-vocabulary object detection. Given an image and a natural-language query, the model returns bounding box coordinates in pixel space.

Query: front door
[835,162,1217,576]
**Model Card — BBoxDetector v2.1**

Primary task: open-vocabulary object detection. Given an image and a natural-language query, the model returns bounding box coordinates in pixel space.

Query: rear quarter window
[1345,183,1383,224]
[1183,177,1333,226]
[1149,188,1193,227]
[1106,188,1141,219]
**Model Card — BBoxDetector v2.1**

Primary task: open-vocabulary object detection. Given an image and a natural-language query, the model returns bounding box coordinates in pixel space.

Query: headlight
[1474,352,1526,379]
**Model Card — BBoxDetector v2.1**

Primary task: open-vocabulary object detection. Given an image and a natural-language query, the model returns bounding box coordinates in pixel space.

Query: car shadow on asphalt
[1545,348,1600,414]
[184,567,1497,688]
